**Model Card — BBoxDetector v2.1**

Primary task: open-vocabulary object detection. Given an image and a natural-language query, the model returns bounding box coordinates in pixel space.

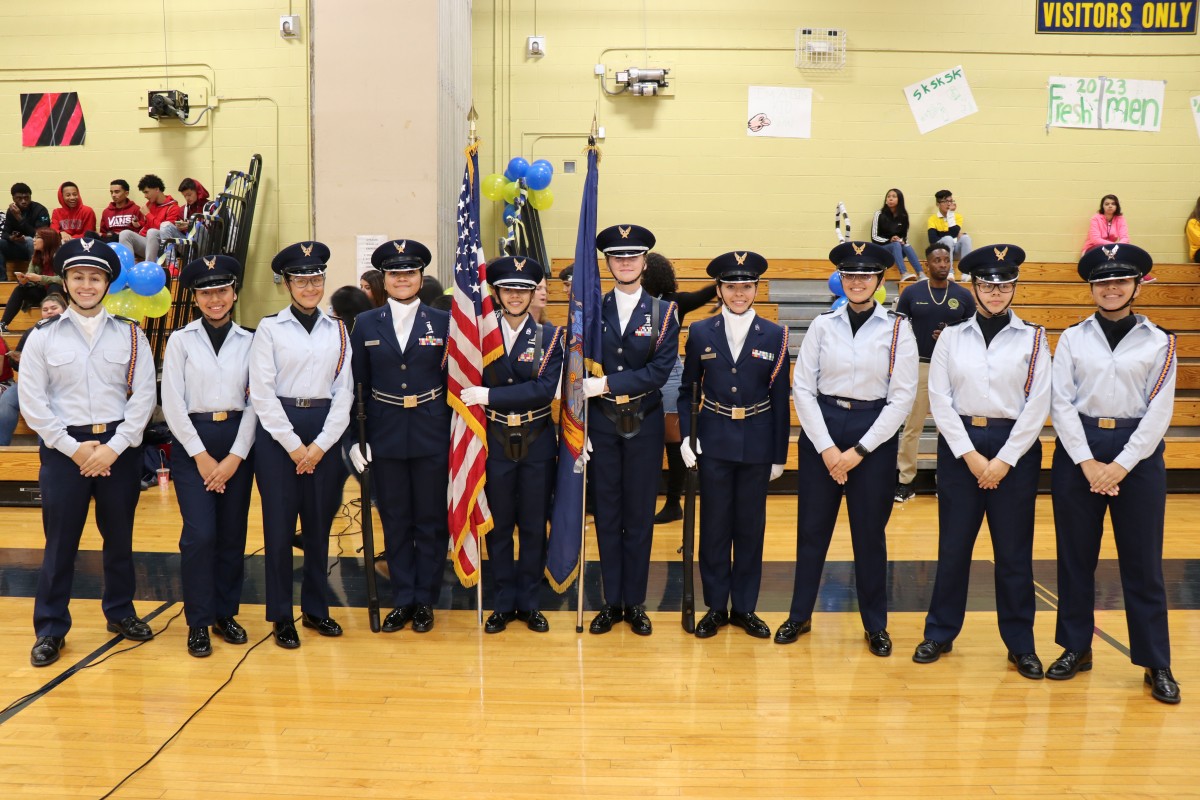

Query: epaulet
[1155,325,1176,336]
[945,317,970,327]
[241,326,257,334]
[34,315,62,329]
[1065,318,1087,329]
[261,312,279,319]
[114,315,141,328]
[887,310,907,320]
[819,307,839,316]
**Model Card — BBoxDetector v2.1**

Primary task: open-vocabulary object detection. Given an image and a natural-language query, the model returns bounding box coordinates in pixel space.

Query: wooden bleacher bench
[0,446,39,482]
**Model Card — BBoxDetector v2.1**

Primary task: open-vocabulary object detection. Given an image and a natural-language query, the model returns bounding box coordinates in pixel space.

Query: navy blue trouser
[35,429,143,638]
[590,407,664,608]
[698,455,770,614]
[1052,427,1170,668]
[174,416,255,628]
[255,408,343,623]
[485,452,554,613]
[373,453,449,608]
[788,405,897,631]
[923,424,1040,654]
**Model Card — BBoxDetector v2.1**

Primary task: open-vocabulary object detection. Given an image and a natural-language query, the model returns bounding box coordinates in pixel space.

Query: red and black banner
[20,92,86,147]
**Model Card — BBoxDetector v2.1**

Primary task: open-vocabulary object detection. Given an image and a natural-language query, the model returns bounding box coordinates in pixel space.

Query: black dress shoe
[1145,667,1181,704]
[516,610,550,633]
[273,621,300,649]
[773,618,812,644]
[107,615,154,641]
[624,604,652,636]
[212,617,248,645]
[1009,652,1045,680]
[30,636,64,668]
[865,629,892,657]
[485,611,515,634]
[912,639,953,663]
[653,502,683,524]
[729,611,771,639]
[589,605,622,634]
[412,604,435,633]
[694,609,729,639]
[301,613,343,637]
[382,605,415,633]
[1047,649,1092,680]
[187,627,213,658]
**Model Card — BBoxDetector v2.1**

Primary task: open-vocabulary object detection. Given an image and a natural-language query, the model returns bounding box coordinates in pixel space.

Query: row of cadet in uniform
[16,232,1181,706]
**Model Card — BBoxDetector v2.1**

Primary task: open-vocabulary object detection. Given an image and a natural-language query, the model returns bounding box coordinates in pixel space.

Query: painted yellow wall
[474,1,1200,265]
[0,0,312,322]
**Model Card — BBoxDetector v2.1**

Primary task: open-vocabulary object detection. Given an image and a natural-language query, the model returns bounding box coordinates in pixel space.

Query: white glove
[460,386,489,407]
[349,443,373,474]
[578,436,594,465]
[582,377,607,398]
[769,463,785,481]
[680,438,701,469]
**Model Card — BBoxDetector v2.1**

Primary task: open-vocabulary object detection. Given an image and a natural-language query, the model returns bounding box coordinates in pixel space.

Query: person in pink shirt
[1082,194,1129,254]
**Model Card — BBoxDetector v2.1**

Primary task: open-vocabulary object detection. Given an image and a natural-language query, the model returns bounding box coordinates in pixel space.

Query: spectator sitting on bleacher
[49,181,96,242]
[871,188,924,281]
[1082,194,1129,255]
[98,179,144,243]
[0,292,65,446]
[1,183,51,279]
[927,189,972,281]
[1187,196,1200,265]
[175,178,210,234]
[358,269,386,308]
[0,228,62,335]
[118,174,182,262]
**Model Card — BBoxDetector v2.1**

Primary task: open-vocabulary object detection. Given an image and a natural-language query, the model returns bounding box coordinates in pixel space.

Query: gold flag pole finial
[467,105,479,145]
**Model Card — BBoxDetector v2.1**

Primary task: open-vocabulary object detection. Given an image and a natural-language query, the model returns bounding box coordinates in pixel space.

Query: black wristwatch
[853,442,870,458]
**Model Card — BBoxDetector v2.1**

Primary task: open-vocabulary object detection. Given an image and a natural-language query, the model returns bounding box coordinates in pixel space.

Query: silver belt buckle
[91,423,107,434]
[970,416,988,427]
[404,395,418,408]
[295,398,311,409]
[836,399,852,410]
[1099,417,1116,430]
[730,406,746,420]
[212,411,229,422]
[507,413,522,426]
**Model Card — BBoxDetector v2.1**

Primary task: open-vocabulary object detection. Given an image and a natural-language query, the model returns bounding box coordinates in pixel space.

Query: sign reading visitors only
[1047,76,1166,132]
[1037,1,1197,34]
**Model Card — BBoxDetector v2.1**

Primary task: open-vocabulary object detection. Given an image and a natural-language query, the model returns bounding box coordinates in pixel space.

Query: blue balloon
[108,267,129,294]
[504,157,530,182]
[828,271,845,297]
[128,260,167,296]
[831,296,849,310]
[111,242,136,273]
[525,160,553,191]
[502,203,518,224]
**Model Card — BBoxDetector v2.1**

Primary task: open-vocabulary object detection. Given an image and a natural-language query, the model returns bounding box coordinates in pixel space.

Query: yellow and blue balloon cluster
[481,157,556,224]
[102,243,172,319]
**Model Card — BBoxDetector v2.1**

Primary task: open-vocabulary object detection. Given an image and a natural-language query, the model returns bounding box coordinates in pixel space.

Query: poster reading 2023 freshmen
[1047,76,1166,132]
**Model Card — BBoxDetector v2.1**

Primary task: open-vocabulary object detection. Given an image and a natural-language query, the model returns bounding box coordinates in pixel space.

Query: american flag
[446,143,503,587]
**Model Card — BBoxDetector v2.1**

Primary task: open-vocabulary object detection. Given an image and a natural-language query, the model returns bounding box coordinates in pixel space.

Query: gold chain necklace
[928,282,949,307]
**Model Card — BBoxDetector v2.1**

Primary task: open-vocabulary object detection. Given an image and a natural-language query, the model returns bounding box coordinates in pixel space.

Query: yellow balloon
[528,188,554,210]
[874,285,887,304]
[145,287,173,318]
[481,173,506,201]
[501,181,522,203]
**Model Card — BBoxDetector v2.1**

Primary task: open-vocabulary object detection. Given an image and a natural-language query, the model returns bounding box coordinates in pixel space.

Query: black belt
[959,414,1015,428]
[66,420,122,436]
[189,410,243,423]
[701,398,771,420]
[1080,414,1141,430]
[372,386,444,408]
[278,397,331,408]
[485,406,553,426]
[818,394,886,411]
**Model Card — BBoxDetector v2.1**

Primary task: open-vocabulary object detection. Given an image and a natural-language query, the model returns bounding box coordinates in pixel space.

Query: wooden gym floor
[1,485,1199,798]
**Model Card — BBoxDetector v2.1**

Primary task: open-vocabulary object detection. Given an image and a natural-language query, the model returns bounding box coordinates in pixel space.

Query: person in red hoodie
[98,179,145,243]
[117,173,182,262]
[176,178,210,234]
[49,181,97,242]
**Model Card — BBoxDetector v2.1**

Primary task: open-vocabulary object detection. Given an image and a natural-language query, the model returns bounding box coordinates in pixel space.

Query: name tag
[751,349,775,361]
[365,340,381,347]
[700,353,718,360]
[418,337,444,346]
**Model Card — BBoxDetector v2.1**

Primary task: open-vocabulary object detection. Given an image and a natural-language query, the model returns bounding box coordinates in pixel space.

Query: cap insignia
[994,246,1008,261]
[80,238,94,252]
[618,226,631,239]
[851,242,865,256]
[300,242,314,257]
[204,256,217,270]
[394,240,407,254]
[1104,245,1118,260]
[514,258,526,271]
[734,252,748,266]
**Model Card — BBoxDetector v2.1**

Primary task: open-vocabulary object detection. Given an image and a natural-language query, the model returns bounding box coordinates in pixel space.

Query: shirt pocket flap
[47,350,77,367]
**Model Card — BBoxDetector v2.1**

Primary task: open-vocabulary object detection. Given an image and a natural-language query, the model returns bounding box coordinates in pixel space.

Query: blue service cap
[54,236,121,279]
[180,254,242,290]
[829,241,893,273]
[271,241,330,275]
[960,244,1026,283]
[372,239,432,272]
[707,251,768,283]
[596,224,655,256]
[1077,243,1152,282]
[489,255,545,289]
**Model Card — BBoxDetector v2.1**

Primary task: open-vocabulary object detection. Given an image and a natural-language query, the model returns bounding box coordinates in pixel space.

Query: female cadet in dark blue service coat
[161,255,258,658]
[250,242,353,649]
[912,245,1051,679]
[582,224,680,636]
[1048,243,1181,704]
[777,241,917,656]
[348,239,452,635]
[459,256,564,634]
[677,251,790,640]
[20,236,156,668]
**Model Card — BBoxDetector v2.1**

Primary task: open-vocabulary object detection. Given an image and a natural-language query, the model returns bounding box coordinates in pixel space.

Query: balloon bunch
[102,243,173,319]
[480,157,556,223]
[828,270,886,311]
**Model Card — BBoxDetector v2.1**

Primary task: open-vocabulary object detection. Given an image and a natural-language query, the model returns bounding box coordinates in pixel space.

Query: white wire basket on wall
[795,28,846,71]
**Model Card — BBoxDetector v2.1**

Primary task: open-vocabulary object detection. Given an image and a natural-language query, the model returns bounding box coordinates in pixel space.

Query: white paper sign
[356,234,389,276]
[747,86,812,139]
[1047,77,1166,132]
[905,66,978,134]
[1191,95,1200,139]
